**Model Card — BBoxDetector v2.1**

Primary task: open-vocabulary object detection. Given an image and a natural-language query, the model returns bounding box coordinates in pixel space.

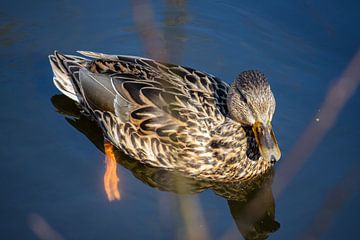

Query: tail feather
[49,51,88,102]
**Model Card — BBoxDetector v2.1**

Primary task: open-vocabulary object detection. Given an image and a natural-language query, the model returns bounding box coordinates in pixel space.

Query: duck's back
[49,51,231,174]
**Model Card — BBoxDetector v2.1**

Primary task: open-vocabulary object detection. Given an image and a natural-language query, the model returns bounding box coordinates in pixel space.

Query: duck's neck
[210,118,271,180]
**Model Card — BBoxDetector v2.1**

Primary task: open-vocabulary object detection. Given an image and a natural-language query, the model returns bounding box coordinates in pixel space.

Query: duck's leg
[104,141,121,201]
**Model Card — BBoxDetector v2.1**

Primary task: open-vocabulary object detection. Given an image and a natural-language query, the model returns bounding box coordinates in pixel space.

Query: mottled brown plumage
[49,51,281,181]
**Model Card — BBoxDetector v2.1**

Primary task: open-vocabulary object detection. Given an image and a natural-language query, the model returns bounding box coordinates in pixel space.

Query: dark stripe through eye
[236,87,248,103]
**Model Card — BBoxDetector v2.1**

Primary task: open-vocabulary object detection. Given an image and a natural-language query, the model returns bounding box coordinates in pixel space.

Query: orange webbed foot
[104,142,121,201]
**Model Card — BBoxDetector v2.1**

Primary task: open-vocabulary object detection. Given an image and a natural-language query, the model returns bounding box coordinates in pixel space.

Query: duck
[49,51,281,181]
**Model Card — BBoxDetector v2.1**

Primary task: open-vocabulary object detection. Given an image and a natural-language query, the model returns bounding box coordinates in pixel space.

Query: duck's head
[227,70,281,163]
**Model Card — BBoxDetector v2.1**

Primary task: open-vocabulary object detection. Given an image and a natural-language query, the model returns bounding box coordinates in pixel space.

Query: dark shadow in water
[51,94,280,240]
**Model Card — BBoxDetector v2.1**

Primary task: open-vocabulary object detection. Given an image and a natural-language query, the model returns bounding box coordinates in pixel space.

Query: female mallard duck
[49,51,281,181]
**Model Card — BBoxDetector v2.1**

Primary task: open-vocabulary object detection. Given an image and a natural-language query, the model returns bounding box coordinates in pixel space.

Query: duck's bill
[252,121,281,163]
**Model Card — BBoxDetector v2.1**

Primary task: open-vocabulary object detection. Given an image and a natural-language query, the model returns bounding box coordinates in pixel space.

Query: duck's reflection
[51,94,280,239]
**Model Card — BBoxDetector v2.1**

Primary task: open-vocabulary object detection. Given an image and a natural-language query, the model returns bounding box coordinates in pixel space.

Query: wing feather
[75,52,230,157]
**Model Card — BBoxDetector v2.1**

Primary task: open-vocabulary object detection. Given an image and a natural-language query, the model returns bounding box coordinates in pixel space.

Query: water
[1,0,360,239]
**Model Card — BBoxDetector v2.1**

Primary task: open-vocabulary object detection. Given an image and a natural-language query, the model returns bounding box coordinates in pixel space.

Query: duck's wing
[78,51,230,119]
[73,52,231,167]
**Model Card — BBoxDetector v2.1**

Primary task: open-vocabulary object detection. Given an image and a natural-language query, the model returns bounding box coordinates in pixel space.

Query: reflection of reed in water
[162,0,189,63]
[131,0,189,63]
[51,94,280,239]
